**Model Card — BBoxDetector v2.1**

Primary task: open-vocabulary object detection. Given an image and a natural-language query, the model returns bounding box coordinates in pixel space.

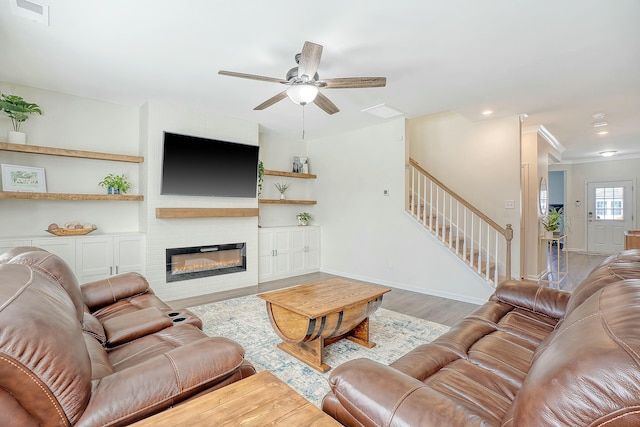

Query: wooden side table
[538,234,568,286]
[131,371,340,426]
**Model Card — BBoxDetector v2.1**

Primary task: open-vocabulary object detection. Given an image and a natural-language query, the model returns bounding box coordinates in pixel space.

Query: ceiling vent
[361,104,405,119]
[11,0,49,25]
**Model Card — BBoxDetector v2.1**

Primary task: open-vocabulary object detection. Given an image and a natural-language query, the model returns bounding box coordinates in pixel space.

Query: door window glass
[594,186,624,220]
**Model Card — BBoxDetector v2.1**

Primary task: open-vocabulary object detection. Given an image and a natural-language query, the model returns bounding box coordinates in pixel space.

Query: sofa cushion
[8,248,86,322]
[506,279,640,426]
[0,264,92,426]
[102,307,173,347]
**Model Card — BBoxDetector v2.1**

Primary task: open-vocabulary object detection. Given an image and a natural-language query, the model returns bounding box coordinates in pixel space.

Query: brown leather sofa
[323,249,640,426]
[0,247,255,426]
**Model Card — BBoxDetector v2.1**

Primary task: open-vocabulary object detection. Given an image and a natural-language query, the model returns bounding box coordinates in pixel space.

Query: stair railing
[408,158,513,285]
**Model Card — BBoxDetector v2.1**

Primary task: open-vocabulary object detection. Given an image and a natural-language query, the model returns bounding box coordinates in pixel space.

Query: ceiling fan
[219,41,386,115]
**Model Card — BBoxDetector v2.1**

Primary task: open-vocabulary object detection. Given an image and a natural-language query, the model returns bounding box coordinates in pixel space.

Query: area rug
[189,295,449,407]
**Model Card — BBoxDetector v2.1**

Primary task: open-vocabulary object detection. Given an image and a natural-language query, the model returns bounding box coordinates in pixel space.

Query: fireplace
[166,243,246,283]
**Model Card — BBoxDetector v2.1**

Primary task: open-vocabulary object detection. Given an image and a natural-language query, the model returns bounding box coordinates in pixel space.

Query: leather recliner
[0,247,255,426]
[323,249,640,426]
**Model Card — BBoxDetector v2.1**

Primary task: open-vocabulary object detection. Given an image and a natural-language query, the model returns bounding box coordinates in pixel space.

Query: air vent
[11,0,49,25]
[361,104,405,119]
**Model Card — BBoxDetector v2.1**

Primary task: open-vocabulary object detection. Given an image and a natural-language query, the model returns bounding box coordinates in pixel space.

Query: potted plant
[257,160,264,197]
[0,94,43,144]
[275,182,290,200]
[297,212,311,226]
[541,207,563,237]
[99,173,132,194]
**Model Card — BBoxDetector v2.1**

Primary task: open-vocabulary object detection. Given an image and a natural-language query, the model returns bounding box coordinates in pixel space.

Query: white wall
[308,118,493,304]
[141,101,260,301]
[407,111,522,279]
[0,82,141,237]
[551,158,640,252]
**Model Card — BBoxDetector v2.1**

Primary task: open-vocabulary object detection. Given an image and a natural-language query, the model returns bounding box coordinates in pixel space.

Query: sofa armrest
[493,280,570,319]
[75,337,246,427]
[81,272,151,311]
[325,358,490,427]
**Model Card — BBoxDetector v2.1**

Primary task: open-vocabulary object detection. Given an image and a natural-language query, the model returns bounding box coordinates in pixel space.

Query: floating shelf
[0,192,143,201]
[155,208,259,218]
[0,142,144,163]
[264,170,317,179]
[259,199,317,205]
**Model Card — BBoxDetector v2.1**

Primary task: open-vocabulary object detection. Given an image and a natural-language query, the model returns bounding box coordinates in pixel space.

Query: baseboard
[320,268,488,306]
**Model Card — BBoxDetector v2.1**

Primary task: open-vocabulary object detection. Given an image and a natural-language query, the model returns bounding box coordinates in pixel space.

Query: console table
[538,234,568,287]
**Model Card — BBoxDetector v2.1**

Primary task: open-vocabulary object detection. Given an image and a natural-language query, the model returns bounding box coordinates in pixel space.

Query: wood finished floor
[168,252,608,327]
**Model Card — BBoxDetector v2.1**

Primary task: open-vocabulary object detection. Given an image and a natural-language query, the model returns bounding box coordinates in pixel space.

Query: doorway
[586,180,635,254]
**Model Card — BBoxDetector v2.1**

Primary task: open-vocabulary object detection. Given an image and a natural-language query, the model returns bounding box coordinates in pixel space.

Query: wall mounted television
[160,132,259,198]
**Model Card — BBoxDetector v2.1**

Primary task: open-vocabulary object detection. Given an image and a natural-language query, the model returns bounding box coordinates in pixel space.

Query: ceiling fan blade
[297,41,323,81]
[319,77,387,89]
[313,92,339,115]
[254,91,288,110]
[219,70,287,84]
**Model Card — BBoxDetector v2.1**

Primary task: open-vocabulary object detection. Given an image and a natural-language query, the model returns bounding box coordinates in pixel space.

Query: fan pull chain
[302,105,306,140]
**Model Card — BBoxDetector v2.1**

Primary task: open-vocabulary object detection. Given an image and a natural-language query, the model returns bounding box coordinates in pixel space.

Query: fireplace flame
[171,258,241,275]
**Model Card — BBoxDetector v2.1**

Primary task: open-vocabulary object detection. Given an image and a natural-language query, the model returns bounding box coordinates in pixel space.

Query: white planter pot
[8,131,26,144]
[280,193,286,200]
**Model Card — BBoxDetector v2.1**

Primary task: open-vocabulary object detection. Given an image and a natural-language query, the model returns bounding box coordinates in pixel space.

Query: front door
[587,180,634,254]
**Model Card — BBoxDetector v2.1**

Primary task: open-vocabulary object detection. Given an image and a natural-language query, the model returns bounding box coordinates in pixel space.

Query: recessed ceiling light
[482,110,493,116]
[593,121,608,128]
[592,112,606,120]
[596,130,609,135]
[599,150,617,157]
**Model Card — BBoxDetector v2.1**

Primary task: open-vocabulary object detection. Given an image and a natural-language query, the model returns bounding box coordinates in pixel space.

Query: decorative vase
[544,230,554,238]
[280,193,285,200]
[298,218,309,226]
[107,187,120,195]
[8,131,26,144]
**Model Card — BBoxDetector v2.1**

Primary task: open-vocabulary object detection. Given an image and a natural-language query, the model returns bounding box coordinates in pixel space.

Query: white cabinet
[258,226,320,282]
[291,226,320,275]
[258,228,292,282]
[76,235,145,283]
[0,234,145,283]
[32,237,76,269]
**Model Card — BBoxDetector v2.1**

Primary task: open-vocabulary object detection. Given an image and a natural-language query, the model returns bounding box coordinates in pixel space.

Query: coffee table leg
[346,317,377,349]
[277,338,331,373]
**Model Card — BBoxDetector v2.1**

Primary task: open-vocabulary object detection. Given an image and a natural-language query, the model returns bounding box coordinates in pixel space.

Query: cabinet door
[258,229,277,281]
[291,228,307,274]
[76,237,114,284]
[32,237,76,270]
[114,235,145,275]
[305,227,321,271]
[0,239,32,256]
[272,229,292,276]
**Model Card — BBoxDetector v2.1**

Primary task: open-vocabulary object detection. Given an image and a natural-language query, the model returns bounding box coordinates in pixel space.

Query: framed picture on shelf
[1,164,47,192]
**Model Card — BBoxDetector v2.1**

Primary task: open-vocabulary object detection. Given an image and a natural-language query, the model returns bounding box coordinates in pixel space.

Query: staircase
[407,158,513,287]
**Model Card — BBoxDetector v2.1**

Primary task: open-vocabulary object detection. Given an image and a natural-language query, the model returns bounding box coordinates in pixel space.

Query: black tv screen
[161,132,259,198]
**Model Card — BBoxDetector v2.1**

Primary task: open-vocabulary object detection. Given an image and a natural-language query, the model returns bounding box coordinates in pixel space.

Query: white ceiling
[1,0,638,162]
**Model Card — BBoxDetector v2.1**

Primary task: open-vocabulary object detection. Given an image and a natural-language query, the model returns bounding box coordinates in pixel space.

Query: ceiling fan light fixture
[286,84,318,106]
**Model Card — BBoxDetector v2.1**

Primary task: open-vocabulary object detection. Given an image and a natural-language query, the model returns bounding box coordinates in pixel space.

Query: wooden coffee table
[131,370,340,426]
[257,277,391,372]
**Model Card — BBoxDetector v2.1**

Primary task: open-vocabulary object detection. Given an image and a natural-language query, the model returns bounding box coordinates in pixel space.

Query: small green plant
[0,94,42,132]
[257,160,265,196]
[99,173,132,194]
[297,212,311,225]
[541,207,563,232]
[275,182,290,194]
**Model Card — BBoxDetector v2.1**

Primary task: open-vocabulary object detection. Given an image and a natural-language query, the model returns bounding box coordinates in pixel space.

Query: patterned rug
[189,295,449,407]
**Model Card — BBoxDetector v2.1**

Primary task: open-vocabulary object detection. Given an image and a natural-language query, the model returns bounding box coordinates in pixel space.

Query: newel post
[505,224,513,280]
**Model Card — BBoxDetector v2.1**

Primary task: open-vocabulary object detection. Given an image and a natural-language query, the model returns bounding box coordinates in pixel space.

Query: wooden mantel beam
[155,208,259,218]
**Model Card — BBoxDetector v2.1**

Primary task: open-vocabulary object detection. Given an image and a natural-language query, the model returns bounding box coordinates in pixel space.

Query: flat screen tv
[160,132,259,198]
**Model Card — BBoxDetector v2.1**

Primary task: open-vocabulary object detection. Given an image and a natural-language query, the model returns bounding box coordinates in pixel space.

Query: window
[594,186,624,220]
